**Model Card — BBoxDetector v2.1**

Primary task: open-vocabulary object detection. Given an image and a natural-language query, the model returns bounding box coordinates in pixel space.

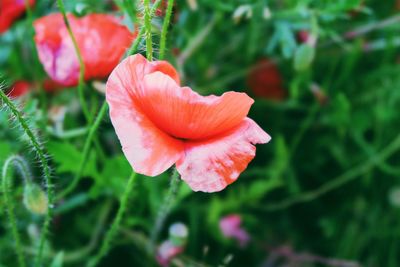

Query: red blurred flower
[0,0,35,33]
[247,59,286,101]
[219,214,250,247]
[106,54,270,193]
[33,13,135,86]
[43,79,67,92]
[7,80,31,98]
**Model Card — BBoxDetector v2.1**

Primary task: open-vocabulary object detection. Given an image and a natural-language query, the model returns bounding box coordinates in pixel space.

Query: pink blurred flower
[33,13,135,86]
[156,240,184,267]
[219,214,250,248]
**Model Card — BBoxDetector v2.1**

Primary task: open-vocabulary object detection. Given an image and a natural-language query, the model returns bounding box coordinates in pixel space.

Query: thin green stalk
[87,172,138,267]
[159,0,175,59]
[0,90,54,267]
[1,155,33,267]
[56,0,90,122]
[143,0,153,60]
[23,0,47,112]
[126,0,162,56]
[57,101,108,200]
[149,169,181,252]
[259,134,400,212]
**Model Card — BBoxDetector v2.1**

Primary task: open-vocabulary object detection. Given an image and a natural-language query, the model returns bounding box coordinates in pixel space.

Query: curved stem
[57,101,108,200]
[149,168,181,252]
[1,155,33,267]
[0,90,54,267]
[260,134,400,212]
[143,0,153,60]
[126,0,162,56]
[159,0,174,59]
[56,0,90,122]
[87,172,138,267]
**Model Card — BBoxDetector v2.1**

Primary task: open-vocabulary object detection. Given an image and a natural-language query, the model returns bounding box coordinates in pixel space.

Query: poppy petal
[34,13,134,86]
[106,55,184,176]
[141,71,254,139]
[176,118,271,192]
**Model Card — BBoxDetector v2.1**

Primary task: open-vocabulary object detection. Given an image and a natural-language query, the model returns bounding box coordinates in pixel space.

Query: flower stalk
[87,172,138,267]
[159,0,175,60]
[56,0,90,122]
[149,169,181,252]
[1,155,32,267]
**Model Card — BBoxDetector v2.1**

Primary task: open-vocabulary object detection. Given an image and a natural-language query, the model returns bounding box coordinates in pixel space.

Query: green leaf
[50,252,64,267]
[294,44,315,71]
[46,141,98,178]
[89,155,132,198]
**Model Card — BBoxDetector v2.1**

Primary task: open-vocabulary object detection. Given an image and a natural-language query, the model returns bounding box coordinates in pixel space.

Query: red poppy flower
[33,13,135,86]
[0,0,35,33]
[7,80,31,98]
[247,59,286,101]
[106,54,270,192]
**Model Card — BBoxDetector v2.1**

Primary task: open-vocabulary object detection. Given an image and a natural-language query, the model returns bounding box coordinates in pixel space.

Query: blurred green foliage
[1,0,400,266]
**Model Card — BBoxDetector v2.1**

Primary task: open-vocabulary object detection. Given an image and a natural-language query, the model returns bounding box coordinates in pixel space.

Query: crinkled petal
[176,118,271,192]
[106,54,183,176]
[141,71,254,139]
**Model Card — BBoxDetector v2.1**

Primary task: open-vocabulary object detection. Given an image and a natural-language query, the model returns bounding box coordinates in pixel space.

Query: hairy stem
[57,101,108,200]
[143,0,153,60]
[87,172,138,267]
[1,155,33,267]
[56,0,90,122]
[0,90,54,267]
[159,0,174,59]
[149,168,181,252]
[126,0,162,56]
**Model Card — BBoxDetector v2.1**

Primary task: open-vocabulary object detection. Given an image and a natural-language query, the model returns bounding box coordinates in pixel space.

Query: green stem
[126,0,162,56]
[0,90,54,267]
[23,0,47,112]
[87,172,138,267]
[143,0,153,60]
[1,155,33,267]
[259,134,400,212]
[57,0,90,122]
[57,101,108,200]
[149,169,181,252]
[159,0,174,59]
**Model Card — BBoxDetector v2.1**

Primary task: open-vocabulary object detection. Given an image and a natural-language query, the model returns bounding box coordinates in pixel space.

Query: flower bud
[168,222,188,246]
[23,183,48,215]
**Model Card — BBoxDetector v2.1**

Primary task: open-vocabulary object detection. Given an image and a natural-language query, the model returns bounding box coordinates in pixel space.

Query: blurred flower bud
[294,44,315,71]
[23,183,48,215]
[310,83,329,106]
[263,7,272,20]
[73,3,90,17]
[389,187,400,207]
[186,0,198,11]
[232,5,252,24]
[92,80,106,94]
[219,214,250,248]
[168,222,188,246]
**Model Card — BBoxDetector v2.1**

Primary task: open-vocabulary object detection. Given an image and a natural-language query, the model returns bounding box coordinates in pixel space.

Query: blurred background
[1,0,400,266]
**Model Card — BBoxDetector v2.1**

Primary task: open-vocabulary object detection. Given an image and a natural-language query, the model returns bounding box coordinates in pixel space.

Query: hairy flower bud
[23,183,48,215]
